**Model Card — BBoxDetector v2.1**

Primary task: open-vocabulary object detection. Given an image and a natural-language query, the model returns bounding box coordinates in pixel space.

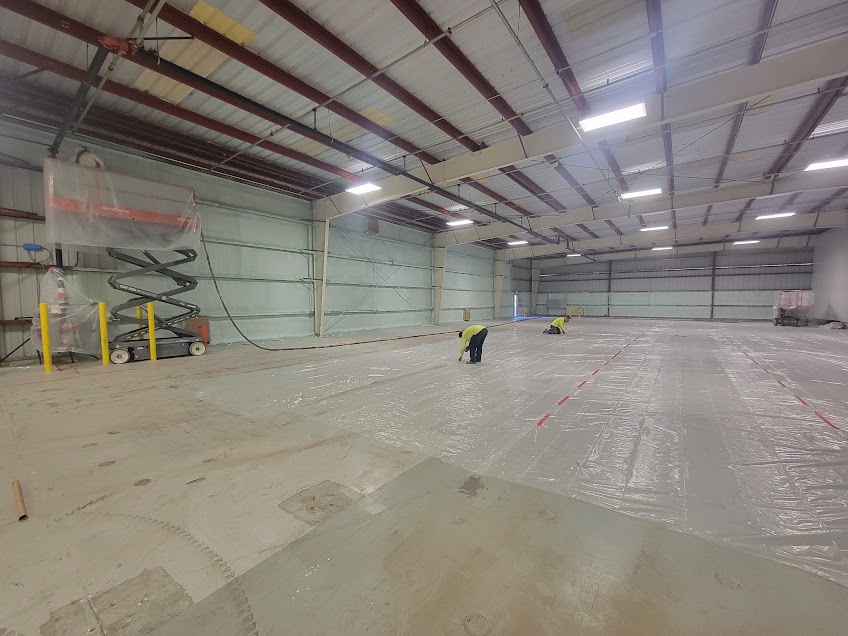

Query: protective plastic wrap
[194,320,848,585]
[44,158,200,250]
[30,268,102,355]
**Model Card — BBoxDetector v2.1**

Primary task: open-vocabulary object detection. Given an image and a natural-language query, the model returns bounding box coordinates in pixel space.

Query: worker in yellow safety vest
[543,316,568,335]
[458,324,488,364]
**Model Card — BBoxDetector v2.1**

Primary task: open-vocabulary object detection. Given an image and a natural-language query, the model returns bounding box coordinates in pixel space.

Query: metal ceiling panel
[764,0,848,58]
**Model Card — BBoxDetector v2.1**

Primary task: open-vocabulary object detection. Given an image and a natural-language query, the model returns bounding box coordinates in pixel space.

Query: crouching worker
[543,316,567,334]
[458,324,488,364]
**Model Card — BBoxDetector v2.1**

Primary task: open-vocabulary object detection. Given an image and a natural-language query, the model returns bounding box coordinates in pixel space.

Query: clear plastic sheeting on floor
[44,158,200,250]
[195,320,848,585]
[30,268,101,355]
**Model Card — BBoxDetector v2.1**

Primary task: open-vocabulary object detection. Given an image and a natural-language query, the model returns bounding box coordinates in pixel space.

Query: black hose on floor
[200,233,533,352]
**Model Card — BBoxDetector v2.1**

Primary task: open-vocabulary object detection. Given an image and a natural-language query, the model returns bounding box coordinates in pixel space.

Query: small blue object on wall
[22,243,45,252]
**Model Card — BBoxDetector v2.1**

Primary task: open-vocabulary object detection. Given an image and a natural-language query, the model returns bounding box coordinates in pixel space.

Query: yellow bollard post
[146,301,157,361]
[136,304,143,327]
[98,302,110,366]
[39,302,52,373]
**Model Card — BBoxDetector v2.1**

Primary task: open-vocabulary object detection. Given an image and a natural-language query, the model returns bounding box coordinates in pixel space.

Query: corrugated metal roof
[0,0,845,251]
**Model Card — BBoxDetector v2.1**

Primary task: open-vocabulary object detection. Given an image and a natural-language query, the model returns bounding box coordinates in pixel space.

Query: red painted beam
[766,76,848,177]
[0,69,335,197]
[260,0,570,214]
[0,38,354,181]
[6,101,328,199]
[517,0,589,114]
[122,0,438,164]
[0,207,44,222]
[513,0,621,211]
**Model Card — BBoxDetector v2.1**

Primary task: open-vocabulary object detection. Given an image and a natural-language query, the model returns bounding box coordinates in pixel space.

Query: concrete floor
[1,318,847,635]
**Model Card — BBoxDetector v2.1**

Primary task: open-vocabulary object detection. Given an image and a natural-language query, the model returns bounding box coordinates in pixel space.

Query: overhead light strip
[345,183,381,195]
[756,212,795,220]
[640,225,669,232]
[621,188,663,200]
[446,219,473,226]
[579,103,647,132]
[805,158,848,171]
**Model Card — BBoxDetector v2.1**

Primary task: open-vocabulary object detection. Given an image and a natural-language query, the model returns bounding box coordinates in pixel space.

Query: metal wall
[325,215,434,333]
[0,123,497,359]
[536,250,813,320]
[441,243,497,323]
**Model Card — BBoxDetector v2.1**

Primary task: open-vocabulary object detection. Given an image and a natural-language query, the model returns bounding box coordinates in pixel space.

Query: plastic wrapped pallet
[30,268,102,355]
[44,158,200,251]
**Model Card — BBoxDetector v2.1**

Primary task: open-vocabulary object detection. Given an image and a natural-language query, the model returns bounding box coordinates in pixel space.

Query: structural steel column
[607,261,613,317]
[433,246,447,324]
[531,264,540,315]
[313,219,330,336]
[493,260,506,319]
[710,252,717,320]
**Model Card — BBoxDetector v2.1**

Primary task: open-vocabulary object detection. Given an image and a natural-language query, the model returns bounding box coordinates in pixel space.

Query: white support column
[433,246,447,325]
[313,219,330,336]
[531,264,540,316]
[493,260,505,320]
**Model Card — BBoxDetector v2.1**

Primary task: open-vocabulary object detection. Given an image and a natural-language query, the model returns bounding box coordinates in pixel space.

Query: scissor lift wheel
[189,341,206,356]
[110,349,132,364]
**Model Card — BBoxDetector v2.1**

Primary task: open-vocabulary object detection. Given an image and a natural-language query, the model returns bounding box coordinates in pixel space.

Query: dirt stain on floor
[459,475,484,497]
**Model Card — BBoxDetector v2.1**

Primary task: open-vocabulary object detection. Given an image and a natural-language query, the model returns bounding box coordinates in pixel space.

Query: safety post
[38,302,52,373]
[98,302,110,365]
[146,301,157,361]
[136,305,143,327]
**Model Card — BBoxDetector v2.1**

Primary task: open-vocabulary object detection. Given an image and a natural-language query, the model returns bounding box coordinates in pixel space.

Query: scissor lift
[43,158,206,364]
[106,248,206,364]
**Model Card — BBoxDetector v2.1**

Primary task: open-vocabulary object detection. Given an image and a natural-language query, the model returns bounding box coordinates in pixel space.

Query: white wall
[813,228,848,322]
[534,250,813,320]
[0,123,496,360]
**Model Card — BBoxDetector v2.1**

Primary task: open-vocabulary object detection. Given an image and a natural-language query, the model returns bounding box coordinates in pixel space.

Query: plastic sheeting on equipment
[31,268,102,356]
[44,158,200,250]
[193,320,848,586]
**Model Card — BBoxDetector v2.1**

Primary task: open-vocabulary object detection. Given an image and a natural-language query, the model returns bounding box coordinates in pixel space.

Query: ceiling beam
[710,0,778,201]
[313,32,848,218]
[436,169,848,246]
[532,235,815,268]
[0,39,354,188]
[257,0,568,217]
[765,75,848,177]
[499,210,846,260]
[386,0,575,210]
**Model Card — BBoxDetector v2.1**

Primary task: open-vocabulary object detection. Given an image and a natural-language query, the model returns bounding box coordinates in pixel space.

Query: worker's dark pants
[548,326,561,334]
[469,328,488,363]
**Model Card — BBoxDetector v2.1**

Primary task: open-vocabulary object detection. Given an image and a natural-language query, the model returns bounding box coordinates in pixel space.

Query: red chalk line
[737,341,839,430]
[557,395,570,405]
[537,413,551,427]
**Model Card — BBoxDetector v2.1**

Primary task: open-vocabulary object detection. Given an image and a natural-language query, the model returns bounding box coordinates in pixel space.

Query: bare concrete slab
[40,567,191,636]
[150,458,848,635]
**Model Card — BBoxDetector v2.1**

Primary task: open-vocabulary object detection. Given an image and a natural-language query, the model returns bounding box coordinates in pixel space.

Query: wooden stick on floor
[12,480,28,521]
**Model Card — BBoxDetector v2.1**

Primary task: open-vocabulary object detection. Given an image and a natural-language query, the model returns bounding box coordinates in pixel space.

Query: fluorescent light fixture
[448,204,468,211]
[566,253,582,257]
[446,219,473,226]
[756,211,795,220]
[805,158,848,171]
[621,188,662,199]
[733,240,760,245]
[811,119,848,138]
[652,246,673,251]
[579,103,647,132]
[640,225,669,232]
[345,182,381,195]
[507,240,529,246]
